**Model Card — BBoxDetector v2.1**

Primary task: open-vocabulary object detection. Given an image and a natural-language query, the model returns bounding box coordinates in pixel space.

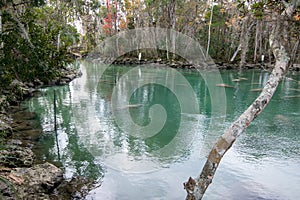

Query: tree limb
[184,6,294,200]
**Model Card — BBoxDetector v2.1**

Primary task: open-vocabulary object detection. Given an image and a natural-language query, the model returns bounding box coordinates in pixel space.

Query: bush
[0,5,79,88]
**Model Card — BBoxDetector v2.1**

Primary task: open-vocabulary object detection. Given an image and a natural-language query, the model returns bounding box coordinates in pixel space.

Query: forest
[0,0,300,199]
[1,0,300,88]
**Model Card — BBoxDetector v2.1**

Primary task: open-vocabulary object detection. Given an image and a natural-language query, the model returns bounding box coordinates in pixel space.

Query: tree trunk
[169,0,176,60]
[165,0,176,61]
[290,35,299,66]
[254,20,259,62]
[184,8,293,200]
[206,4,214,57]
[259,20,263,60]
[230,44,241,62]
[0,9,3,56]
[231,16,254,63]
[239,15,253,69]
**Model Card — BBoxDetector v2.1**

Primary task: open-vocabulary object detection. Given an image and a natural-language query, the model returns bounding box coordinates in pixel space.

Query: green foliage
[251,1,265,19]
[237,0,249,15]
[204,5,226,27]
[127,16,135,29]
[200,4,230,60]
[30,0,46,7]
[0,5,79,88]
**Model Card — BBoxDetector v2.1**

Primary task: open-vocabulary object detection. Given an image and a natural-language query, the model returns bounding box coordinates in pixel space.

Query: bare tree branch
[184,4,295,200]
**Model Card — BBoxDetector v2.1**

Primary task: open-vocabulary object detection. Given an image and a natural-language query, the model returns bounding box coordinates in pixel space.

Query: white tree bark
[0,10,3,54]
[230,44,241,62]
[254,20,259,62]
[239,16,254,69]
[184,6,294,200]
[206,3,214,58]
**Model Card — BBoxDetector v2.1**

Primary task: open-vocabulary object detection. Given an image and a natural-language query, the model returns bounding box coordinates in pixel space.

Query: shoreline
[1,59,299,199]
[90,56,300,71]
[0,67,94,199]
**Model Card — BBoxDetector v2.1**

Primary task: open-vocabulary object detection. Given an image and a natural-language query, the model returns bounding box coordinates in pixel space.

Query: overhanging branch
[184,6,293,200]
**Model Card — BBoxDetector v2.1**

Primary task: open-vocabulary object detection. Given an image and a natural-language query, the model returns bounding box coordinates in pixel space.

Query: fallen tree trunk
[184,8,293,200]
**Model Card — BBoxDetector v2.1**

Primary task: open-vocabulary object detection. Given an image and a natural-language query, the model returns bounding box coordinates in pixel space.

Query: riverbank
[91,56,300,71]
[0,66,94,199]
[30,61,299,199]
[1,59,299,199]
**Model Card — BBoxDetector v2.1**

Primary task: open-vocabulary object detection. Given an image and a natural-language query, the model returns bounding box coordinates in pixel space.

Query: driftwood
[184,5,294,200]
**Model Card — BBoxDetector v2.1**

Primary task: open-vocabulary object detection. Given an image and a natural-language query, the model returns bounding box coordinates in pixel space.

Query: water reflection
[23,62,300,199]
[70,62,206,172]
[27,86,104,181]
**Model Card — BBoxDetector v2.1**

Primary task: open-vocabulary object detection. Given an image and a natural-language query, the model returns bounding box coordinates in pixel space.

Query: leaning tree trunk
[184,8,293,200]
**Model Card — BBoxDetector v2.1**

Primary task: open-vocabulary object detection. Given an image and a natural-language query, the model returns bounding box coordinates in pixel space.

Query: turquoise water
[24,62,300,199]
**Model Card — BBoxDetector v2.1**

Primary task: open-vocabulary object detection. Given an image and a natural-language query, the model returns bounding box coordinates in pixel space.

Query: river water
[23,61,300,199]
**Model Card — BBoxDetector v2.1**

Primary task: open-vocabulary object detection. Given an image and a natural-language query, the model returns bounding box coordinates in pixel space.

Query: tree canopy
[1,0,299,92]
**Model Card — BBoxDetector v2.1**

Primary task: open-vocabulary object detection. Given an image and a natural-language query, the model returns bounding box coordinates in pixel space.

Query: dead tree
[184,5,295,200]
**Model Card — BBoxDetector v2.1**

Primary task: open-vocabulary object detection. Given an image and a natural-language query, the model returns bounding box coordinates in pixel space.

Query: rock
[0,95,9,111]
[77,71,83,77]
[9,106,27,114]
[0,145,34,167]
[6,139,23,146]
[0,179,16,200]
[51,176,95,199]
[292,64,300,71]
[10,79,24,87]
[0,119,12,133]
[13,129,42,142]
[21,87,36,98]
[24,82,34,88]
[47,79,57,86]
[12,111,37,121]
[10,163,63,199]
[11,120,38,132]
[58,79,68,85]
[33,79,44,86]
[64,74,76,80]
